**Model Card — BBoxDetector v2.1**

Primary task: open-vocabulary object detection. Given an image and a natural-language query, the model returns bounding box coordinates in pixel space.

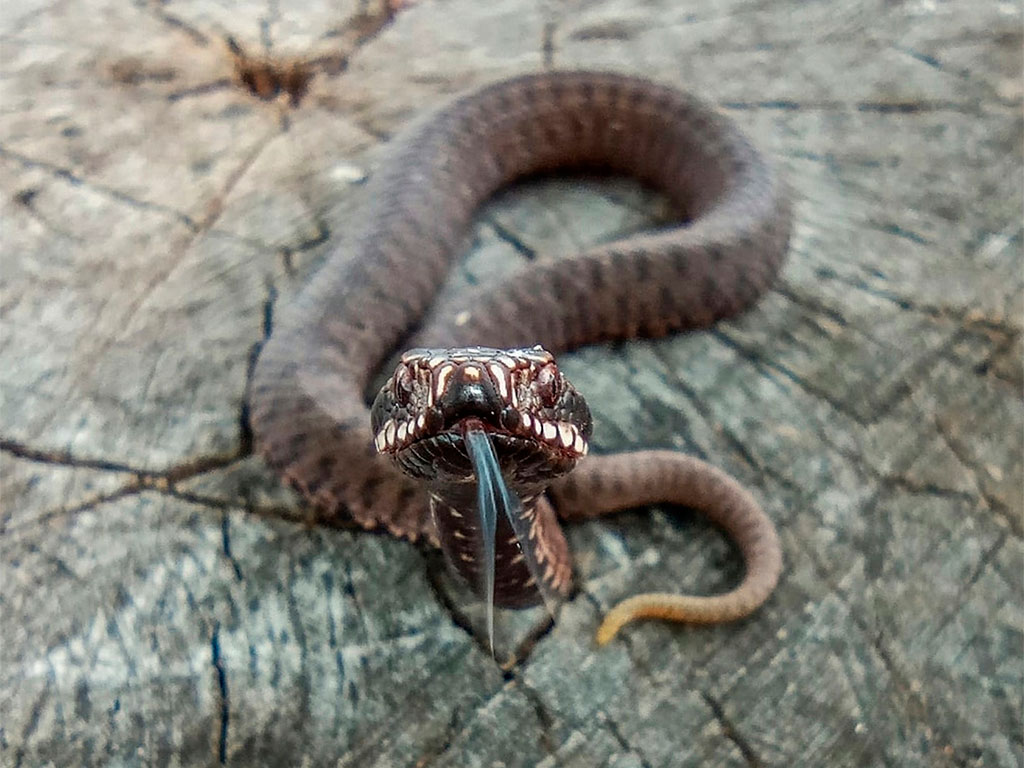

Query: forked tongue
[463,425,563,655]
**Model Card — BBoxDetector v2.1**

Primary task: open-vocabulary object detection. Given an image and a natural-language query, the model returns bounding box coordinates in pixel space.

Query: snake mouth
[374,409,588,459]
[396,429,580,484]
[378,413,586,484]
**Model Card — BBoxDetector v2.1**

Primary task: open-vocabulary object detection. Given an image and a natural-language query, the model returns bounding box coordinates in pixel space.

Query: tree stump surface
[2,1,1021,766]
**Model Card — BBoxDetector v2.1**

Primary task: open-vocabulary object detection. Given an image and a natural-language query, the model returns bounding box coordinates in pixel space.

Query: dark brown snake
[250,71,791,645]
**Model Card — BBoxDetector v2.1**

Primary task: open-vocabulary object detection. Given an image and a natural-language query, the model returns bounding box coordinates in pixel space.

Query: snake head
[370,346,592,485]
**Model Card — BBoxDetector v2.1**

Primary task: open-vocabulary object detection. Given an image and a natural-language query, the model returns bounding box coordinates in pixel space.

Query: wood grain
[1,0,1021,766]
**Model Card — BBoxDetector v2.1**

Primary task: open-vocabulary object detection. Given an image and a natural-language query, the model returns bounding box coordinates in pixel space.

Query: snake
[249,71,791,645]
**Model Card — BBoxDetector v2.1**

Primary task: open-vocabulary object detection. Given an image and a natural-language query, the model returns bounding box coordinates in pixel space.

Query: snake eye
[395,364,415,406]
[535,363,560,406]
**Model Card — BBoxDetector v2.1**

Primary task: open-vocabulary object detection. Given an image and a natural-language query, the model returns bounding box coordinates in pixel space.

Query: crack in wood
[421,540,562,670]
[258,10,274,52]
[210,624,230,765]
[0,437,241,485]
[12,685,49,768]
[0,145,200,230]
[796,412,997,517]
[486,217,538,261]
[615,382,709,461]
[933,417,1018,534]
[227,36,316,108]
[337,559,366,637]
[280,219,332,266]
[783,148,900,170]
[165,78,235,102]
[239,278,280,464]
[601,711,655,768]
[170,487,335,527]
[720,99,984,115]
[893,46,945,73]
[220,513,244,581]
[0,438,144,474]
[795,524,992,766]
[11,185,80,240]
[284,565,314,725]
[649,352,811,503]
[709,328,876,425]
[812,264,1023,335]
[930,531,1008,641]
[775,281,851,329]
[217,1,410,110]
[517,678,558,758]
[411,705,463,768]
[422,549,500,660]
[700,691,764,768]
[413,675,558,767]
[150,8,211,46]
[715,321,967,428]
[1,481,144,537]
[195,131,277,232]
[0,439,254,536]
[542,17,556,68]
[971,332,1024,391]
[505,612,557,672]
[866,220,932,245]
[330,640,492,768]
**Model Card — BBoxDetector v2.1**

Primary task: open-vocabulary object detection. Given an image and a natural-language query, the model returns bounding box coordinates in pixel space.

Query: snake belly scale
[250,71,791,644]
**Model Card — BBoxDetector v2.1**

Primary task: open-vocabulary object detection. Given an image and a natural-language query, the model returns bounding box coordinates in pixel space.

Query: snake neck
[428,481,571,609]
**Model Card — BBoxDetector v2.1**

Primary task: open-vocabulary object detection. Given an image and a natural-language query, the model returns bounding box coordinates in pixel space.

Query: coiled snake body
[250,71,791,644]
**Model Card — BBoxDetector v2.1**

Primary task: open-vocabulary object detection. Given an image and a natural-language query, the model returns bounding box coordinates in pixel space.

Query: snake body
[250,71,791,642]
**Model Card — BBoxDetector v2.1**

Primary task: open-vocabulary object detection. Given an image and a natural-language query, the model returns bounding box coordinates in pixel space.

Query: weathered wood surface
[2,0,1021,765]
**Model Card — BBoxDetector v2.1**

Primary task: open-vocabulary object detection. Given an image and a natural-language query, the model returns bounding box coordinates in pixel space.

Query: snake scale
[250,71,791,644]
